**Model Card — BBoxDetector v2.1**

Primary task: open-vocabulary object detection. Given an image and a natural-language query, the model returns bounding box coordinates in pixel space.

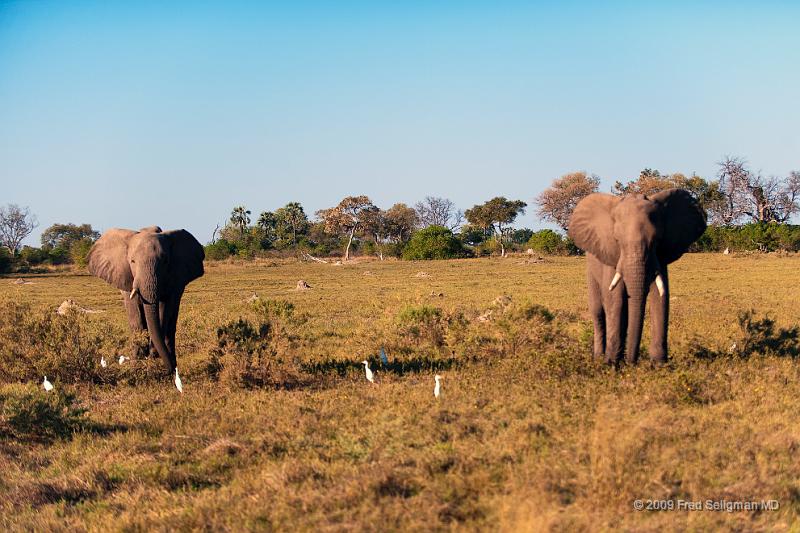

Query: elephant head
[87,227,204,372]
[568,189,706,361]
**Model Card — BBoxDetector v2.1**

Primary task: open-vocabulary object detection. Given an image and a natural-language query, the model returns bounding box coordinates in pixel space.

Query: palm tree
[230,206,251,235]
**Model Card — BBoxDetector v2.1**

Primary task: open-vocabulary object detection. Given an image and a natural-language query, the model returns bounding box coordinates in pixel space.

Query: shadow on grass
[302,355,462,377]
[691,309,800,360]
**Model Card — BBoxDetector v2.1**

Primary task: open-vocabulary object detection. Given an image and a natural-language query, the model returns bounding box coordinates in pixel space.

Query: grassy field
[2,253,800,531]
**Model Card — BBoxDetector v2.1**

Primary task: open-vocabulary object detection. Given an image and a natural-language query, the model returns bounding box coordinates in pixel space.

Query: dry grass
[1,253,800,531]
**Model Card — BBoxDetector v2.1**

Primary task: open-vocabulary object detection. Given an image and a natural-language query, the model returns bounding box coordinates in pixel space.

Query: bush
[0,300,125,383]
[527,230,564,255]
[204,239,236,261]
[0,247,11,273]
[18,246,49,266]
[47,246,71,265]
[694,223,800,252]
[403,226,468,260]
[208,317,297,388]
[69,238,94,267]
[0,385,87,443]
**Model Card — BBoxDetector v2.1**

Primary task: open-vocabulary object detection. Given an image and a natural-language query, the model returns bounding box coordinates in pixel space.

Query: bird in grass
[434,374,442,398]
[118,355,126,365]
[100,356,107,368]
[174,368,183,393]
[379,347,389,367]
[43,376,53,392]
[361,360,375,384]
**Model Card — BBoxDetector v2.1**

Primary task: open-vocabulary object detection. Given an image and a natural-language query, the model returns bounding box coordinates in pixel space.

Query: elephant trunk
[623,256,648,362]
[144,302,174,374]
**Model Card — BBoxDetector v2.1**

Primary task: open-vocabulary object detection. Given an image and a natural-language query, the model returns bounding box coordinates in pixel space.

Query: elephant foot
[649,354,669,367]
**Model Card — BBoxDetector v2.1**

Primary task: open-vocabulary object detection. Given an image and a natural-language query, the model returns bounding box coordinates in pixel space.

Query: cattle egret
[43,376,53,392]
[118,355,126,365]
[100,356,107,368]
[379,347,389,366]
[434,374,442,398]
[174,368,183,393]
[361,360,375,383]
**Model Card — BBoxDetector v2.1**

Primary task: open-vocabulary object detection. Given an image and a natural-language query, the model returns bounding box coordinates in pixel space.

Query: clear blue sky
[1,1,798,245]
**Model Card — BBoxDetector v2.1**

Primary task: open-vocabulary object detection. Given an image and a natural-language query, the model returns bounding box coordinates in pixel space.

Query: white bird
[42,376,53,392]
[361,360,375,384]
[434,374,442,398]
[118,355,126,365]
[174,368,183,393]
[100,356,107,368]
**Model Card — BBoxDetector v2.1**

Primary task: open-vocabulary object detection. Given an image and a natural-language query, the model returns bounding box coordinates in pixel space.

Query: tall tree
[230,206,251,234]
[40,223,99,250]
[717,157,800,224]
[275,202,309,245]
[536,171,600,231]
[316,195,378,260]
[414,196,463,231]
[257,211,278,245]
[464,197,527,257]
[0,204,38,253]
[383,203,419,243]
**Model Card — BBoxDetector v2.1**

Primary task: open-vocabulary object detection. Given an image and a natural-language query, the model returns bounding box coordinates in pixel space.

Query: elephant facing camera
[87,227,205,375]
[568,189,706,365]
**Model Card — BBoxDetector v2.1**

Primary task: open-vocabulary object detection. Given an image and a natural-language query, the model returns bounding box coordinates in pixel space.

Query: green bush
[19,246,49,266]
[48,246,71,265]
[0,300,124,383]
[204,239,236,261]
[0,247,11,273]
[527,229,563,255]
[69,238,94,267]
[402,226,467,260]
[694,223,800,252]
[0,385,87,443]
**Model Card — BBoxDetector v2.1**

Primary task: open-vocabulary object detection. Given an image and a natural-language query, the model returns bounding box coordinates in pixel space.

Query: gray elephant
[568,189,706,364]
[87,226,204,374]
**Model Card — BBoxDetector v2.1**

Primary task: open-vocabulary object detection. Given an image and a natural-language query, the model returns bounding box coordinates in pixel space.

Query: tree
[230,206,251,234]
[536,172,600,231]
[383,203,419,243]
[464,197,527,257]
[414,197,463,231]
[0,204,38,253]
[274,202,309,245]
[257,211,278,247]
[717,157,800,224]
[402,226,466,260]
[316,195,378,260]
[40,223,99,251]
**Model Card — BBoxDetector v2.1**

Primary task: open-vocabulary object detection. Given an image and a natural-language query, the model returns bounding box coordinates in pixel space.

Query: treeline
[2,155,799,271]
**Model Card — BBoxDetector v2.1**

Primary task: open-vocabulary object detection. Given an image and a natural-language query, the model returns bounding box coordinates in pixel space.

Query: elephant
[567,189,706,364]
[87,226,204,374]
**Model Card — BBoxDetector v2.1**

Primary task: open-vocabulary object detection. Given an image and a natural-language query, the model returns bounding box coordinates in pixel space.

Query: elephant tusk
[655,274,665,297]
[129,287,139,299]
[609,272,622,291]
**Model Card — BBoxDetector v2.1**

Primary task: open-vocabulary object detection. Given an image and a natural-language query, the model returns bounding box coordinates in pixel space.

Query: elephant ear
[651,188,707,264]
[164,229,205,287]
[87,229,137,291]
[568,193,621,266]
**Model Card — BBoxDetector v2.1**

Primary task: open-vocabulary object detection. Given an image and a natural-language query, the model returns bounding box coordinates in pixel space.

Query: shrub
[690,309,800,359]
[0,385,87,443]
[208,317,297,388]
[18,246,49,266]
[69,238,94,267]
[204,239,236,261]
[403,226,467,260]
[47,246,71,265]
[0,300,125,383]
[0,247,11,273]
[527,230,564,255]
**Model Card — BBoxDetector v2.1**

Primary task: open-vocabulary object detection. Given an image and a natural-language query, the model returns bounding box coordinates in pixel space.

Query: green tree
[274,202,308,246]
[230,206,251,235]
[464,197,527,257]
[402,226,467,260]
[316,195,378,260]
[40,223,99,251]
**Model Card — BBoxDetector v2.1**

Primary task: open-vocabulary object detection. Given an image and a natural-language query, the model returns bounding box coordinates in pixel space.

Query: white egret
[174,368,183,393]
[100,356,107,368]
[361,360,375,384]
[118,355,126,365]
[43,376,53,392]
[434,374,442,398]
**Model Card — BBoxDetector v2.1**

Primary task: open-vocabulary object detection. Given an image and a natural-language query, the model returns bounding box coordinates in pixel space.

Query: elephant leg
[647,268,669,363]
[161,290,183,370]
[121,290,149,358]
[588,276,606,359]
[604,283,626,365]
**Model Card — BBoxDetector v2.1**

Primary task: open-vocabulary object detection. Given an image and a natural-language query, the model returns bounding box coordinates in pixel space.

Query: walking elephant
[87,226,204,374]
[567,189,706,364]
